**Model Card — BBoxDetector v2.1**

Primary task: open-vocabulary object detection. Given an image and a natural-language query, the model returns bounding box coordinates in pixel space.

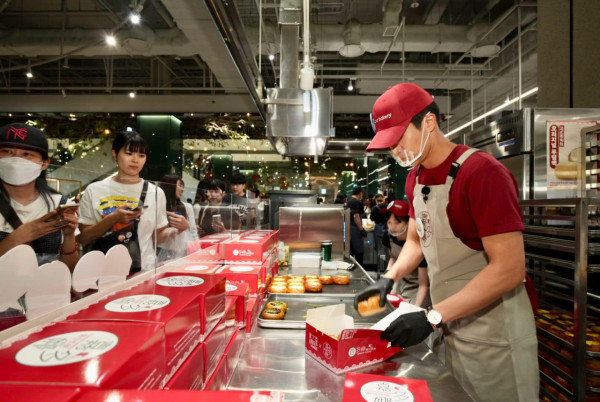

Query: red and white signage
[342,373,433,402]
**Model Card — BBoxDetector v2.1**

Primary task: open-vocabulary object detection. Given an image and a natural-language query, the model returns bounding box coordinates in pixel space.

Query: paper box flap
[306,304,353,336]
[370,301,424,331]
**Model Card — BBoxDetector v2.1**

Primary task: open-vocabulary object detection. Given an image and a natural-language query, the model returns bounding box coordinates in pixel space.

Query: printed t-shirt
[79,177,168,270]
[405,144,524,251]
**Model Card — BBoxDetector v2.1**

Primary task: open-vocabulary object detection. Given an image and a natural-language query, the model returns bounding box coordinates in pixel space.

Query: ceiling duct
[382,0,403,37]
[340,19,364,58]
[265,0,335,157]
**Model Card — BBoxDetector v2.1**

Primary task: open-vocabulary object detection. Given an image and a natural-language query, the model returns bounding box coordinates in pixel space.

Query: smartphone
[45,204,79,222]
[212,214,222,224]
[131,205,149,212]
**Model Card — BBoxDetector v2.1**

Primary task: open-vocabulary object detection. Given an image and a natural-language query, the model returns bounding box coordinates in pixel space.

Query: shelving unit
[582,124,600,198]
[521,198,600,402]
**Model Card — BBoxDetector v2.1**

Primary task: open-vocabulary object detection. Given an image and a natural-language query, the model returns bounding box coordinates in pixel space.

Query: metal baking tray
[272,270,371,298]
[257,293,394,329]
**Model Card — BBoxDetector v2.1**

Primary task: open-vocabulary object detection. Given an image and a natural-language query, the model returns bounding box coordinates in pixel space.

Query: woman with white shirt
[0,123,79,271]
[78,131,178,273]
[158,174,198,262]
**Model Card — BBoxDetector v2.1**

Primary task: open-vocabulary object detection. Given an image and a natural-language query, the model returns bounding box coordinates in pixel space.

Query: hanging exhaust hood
[264,0,335,157]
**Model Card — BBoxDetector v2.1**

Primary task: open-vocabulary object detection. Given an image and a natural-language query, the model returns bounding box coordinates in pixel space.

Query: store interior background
[0,0,598,201]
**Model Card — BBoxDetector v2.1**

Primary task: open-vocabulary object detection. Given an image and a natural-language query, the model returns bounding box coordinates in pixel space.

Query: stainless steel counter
[227,327,473,401]
[227,261,473,401]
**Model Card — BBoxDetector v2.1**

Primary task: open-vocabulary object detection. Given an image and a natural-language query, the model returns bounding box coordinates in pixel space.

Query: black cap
[0,123,48,156]
[352,186,363,195]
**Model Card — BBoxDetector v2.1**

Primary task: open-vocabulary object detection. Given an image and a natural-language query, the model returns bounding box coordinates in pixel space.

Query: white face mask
[0,157,43,186]
[389,224,408,238]
[390,112,432,168]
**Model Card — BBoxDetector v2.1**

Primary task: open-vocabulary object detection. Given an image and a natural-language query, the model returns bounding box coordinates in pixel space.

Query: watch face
[427,309,442,326]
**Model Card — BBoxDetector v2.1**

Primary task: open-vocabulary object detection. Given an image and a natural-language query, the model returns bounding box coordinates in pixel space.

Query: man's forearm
[353,214,363,230]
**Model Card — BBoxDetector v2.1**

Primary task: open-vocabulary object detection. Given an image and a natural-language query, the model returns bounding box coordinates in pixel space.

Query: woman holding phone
[158,174,198,262]
[0,123,79,271]
[78,130,177,272]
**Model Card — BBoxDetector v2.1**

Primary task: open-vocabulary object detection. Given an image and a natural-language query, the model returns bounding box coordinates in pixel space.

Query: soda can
[321,241,332,261]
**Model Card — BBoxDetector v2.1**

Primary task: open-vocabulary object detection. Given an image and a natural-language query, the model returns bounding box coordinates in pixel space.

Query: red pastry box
[0,384,81,402]
[342,372,433,402]
[223,234,274,265]
[0,321,165,389]
[168,262,222,275]
[186,236,232,263]
[226,281,249,328]
[305,304,402,374]
[216,265,263,295]
[224,329,245,382]
[204,354,227,391]
[203,312,230,382]
[75,390,284,401]
[153,273,226,341]
[164,343,204,390]
[245,295,261,335]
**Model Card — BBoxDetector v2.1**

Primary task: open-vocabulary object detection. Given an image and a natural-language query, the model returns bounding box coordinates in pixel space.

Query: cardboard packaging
[216,265,263,295]
[305,304,402,374]
[186,237,229,264]
[223,235,274,265]
[342,372,433,402]
[204,355,227,391]
[203,313,229,382]
[168,263,222,275]
[164,343,204,391]
[245,295,261,335]
[65,280,204,381]
[0,321,166,389]
[226,281,249,328]
[152,273,226,340]
[0,385,81,402]
[75,390,284,402]
[224,329,245,382]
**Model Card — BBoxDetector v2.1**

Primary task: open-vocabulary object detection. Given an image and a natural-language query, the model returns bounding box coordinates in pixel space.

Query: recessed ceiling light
[106,35,117,46]
[129,13,141,25]
[129,91,136,98]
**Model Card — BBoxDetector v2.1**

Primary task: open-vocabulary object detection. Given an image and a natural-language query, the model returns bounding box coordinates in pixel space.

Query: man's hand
[354,277,394,309]
[380,311,433,348]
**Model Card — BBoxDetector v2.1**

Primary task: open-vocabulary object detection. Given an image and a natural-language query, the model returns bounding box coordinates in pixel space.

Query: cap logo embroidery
[6,126,28,141]
[373,113,392,124]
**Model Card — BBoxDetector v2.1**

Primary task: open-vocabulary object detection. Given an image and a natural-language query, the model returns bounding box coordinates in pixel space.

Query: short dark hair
[385,211,409,224]
[112,130,149,155]
[410,101,441,129]
[230,172,247,185]
[352,186,363,196]
[207,179,226,192]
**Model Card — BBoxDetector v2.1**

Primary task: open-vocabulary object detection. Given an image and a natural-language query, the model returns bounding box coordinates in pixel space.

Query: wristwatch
[426,306,443,329]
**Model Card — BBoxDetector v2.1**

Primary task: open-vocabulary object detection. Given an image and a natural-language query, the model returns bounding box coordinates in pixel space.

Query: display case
[521,198,600,402]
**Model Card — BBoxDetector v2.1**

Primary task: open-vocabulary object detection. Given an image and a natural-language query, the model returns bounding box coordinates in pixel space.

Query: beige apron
[413,148,538,402]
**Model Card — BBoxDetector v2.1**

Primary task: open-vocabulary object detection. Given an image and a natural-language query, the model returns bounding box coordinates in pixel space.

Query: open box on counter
[305,304,403,374]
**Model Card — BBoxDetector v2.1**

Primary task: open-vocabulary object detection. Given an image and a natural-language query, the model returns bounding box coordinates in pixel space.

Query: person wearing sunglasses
[355,83,537,401]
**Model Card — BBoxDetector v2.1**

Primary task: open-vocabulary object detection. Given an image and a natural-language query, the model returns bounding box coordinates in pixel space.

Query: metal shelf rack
[520,198,600,402]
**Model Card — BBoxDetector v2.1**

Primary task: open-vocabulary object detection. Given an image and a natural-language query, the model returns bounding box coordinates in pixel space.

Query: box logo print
[105,294,170,312]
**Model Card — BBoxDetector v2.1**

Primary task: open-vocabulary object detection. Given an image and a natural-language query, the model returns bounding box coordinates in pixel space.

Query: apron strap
[444,148,479,185]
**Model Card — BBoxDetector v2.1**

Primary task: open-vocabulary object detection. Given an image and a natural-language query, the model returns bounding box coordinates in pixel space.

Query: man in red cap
[355,83,538,401]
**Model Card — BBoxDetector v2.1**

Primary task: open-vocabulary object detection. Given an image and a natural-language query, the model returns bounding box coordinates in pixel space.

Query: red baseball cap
[381,200,410,218]
[366,83,434,152]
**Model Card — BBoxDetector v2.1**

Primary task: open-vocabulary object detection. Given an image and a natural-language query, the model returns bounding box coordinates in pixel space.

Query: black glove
[354,277,394,310]
[361,229,368,237]
[380,311,433,348]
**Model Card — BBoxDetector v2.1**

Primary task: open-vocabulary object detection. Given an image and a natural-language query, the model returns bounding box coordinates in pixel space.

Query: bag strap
[0,189,23,229]
[138,180,149,206]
